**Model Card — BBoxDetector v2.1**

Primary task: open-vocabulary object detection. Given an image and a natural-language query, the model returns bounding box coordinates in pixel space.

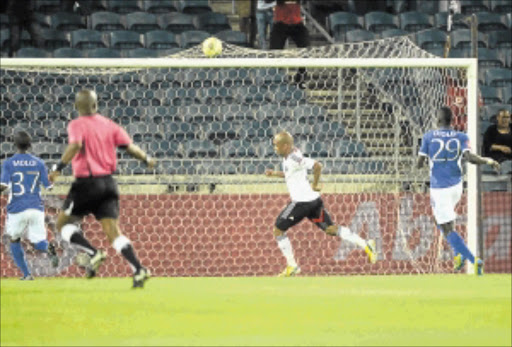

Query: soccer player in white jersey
[417,106,500,275]
[0,131,59,280]
[265,131,377,277]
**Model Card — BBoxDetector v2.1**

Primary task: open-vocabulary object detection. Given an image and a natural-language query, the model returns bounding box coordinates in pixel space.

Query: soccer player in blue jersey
[0,131,59,280]
[417,106,500,275]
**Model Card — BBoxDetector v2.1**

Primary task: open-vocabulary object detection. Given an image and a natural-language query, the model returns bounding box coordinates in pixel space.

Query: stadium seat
[157,48,182,56]
[475,12,508,33]
[166,122,197,141]
[399,11,432,32]
[415,0,439,14]
[480,85,503,104]
[487,30,512,48]
[33,0,61,14]
[297,141,331,158]
[202,121,238,142]
[498,48,512,68]
[101,0,142,14]
[47,12,85,31]
[502,85,512,104]
[416,29,447,49]
[333,139,368,157]
[144,30,178,50]
[174,0,212,14]
[193,12,231,34]
[215,30,248,47]
[450,29,487,49]
[313,122,345,140]
[140,0,177,13]
[434,12,468,31]
[85,47,122,58]
[345,29,375,43]
[0,14,8,30]
[380,28,408,38]
[40,28,70,49]
[364,12,398,33]
[184,140,218,158]
[70,29,106,49]
[484,68,512,87]
[123,12,159,33]
[478,48,505,68]
[90,12,124,31]
[107,30,143,49]
[490,0,512,13]
[178,30,209,48]
[500,160,512,175]
[327,12,362,41]
[459,0,489,14]
[16,47,52,58]
[157,13,195,33]
[52,47,84,57]
[221,140,257,158]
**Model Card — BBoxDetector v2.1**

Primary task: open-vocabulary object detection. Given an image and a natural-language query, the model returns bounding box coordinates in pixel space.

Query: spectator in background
[7,0,42,57]
[257,0,276,50]
[269,0,309,88]
[446,68,483,132]
[482,109,512,163]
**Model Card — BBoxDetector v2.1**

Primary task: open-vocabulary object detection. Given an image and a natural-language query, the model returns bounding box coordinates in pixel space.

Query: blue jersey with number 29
[0,153,52,213]
[419,128,471,189]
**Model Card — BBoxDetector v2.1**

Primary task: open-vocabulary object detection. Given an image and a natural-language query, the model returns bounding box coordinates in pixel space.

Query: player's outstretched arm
[265,169,285,178]
[311,161,322,191]
[124,143,156,169]
[463,151,501,171]
[49,143,82,182]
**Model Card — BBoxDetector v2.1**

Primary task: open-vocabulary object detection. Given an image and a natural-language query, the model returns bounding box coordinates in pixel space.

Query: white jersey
[282,147,320,202]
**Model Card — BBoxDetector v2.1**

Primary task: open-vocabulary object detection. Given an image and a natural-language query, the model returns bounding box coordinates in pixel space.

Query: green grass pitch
[1,274,510,346]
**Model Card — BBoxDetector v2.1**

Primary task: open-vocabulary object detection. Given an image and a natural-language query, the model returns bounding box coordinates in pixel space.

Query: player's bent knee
[61,224,79,243]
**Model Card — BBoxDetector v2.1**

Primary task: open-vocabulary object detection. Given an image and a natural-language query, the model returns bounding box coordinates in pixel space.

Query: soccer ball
[202,37,222,58]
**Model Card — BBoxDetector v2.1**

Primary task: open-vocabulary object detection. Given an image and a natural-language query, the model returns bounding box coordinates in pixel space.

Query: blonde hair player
[265,131,377,277]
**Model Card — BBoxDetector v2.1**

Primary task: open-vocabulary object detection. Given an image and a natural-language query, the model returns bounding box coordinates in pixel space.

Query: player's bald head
[75,89,98,116]
[274,131,294,146]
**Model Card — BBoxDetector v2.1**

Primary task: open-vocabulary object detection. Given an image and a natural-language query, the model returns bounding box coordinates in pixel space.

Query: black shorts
[62,175,120,220]
[275,197,334,232]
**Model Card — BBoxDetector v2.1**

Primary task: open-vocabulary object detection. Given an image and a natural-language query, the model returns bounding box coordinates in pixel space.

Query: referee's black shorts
[275,197,334,232]
[62,175,120,220]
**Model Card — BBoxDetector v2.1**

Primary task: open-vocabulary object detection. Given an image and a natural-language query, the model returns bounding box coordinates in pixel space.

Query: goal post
[1,52,484,277]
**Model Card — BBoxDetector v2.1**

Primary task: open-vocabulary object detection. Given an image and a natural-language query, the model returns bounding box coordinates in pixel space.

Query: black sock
[70,233,97,256]
[121,245,142,273]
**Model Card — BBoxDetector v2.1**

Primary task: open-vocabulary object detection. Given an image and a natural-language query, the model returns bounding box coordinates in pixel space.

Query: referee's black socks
[113,235,142,273]
[62,224,97,256]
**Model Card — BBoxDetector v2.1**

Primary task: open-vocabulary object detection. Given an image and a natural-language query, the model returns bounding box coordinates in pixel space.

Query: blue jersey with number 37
[0,153,52,213]
[419,128,471,189]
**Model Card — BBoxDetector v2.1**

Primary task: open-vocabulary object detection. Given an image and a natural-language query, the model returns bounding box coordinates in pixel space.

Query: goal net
[1,36,506,278]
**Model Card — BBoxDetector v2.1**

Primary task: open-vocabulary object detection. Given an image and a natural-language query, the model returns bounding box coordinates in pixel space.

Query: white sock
[276,235,297,267]
[338,226,367,249]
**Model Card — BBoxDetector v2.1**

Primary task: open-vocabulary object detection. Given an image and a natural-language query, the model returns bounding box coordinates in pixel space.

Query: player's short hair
[14,131,31,150]
[439,106,453,125]
[497,108,510,116]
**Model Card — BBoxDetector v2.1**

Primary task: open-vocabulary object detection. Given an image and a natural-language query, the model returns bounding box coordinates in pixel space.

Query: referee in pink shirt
[50,90,156,288]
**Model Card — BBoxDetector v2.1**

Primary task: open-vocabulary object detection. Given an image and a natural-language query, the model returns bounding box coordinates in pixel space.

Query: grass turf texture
[1,274,510,346]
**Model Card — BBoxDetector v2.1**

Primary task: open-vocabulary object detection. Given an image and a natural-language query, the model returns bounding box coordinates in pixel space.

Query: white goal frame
[1,57,480,275]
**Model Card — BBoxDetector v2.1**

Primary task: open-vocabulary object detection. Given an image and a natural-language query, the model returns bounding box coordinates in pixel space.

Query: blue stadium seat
[70,29,106,49]
[16,47,52,58]
[52,47,84,57]
[185,140,218,158]
[178,30,209,48]
[193,12,231,34]
[484,68,512,87]
[123,12,159,33]
[399,11,432,32]
[500,160,512,175]
[450,29,487,49]
[202,121,238,142]
[459,0,489,14]
[478,48,505,68]
[156,48,183,56]
[1,30,37,51]
[502,85,512,104]
[487,30,512,48]
[328,12,362,41]
[174,0,212,14]
[90,12,124,31]
[364,12,398,33]
[33,0,61,14]
[0,14,9,30]
[380,28,408,38]
[166,122,197,141]
[101,0,142,14]
[141,0,178,13]
[144,30,178,49]
[333,139,368,157]
[108,30,143,49]
[434,12,468,31]
[297,141,331,158]
[346,29,375,43]
[47,12,85,31]
[480,85,503,104]
[40,28,70,49]
[475,12,508,33]
[490,0,512,13]
[85,47,122,58]
[215,30,248,47]
[313,122,345,140]
[157,13,195,33]
[415,0,439,14]
[0,29,9,51]
[416,29,447,49]
[221,140,257,158]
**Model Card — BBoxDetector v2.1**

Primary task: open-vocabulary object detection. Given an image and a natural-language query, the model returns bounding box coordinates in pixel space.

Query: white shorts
[4,209,47,244]
[430,182,463,225]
